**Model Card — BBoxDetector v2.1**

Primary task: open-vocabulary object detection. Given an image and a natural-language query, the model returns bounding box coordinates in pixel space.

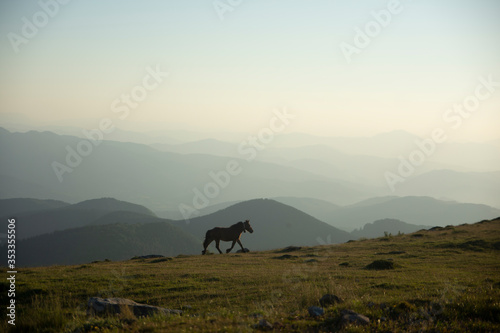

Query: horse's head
[243,219,253,233]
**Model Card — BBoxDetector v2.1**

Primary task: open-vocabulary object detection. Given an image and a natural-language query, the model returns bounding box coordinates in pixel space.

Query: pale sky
[1,0,499,141]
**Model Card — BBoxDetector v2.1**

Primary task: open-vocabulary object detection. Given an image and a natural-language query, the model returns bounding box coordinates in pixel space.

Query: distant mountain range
[1,125,498,267]
[397,170,500,208]
[0,128,377,210]
[0,198,69,217]
[2,127,499,210]
[1,197,158,240]
[172,195,500,232]
[309,196,500,231]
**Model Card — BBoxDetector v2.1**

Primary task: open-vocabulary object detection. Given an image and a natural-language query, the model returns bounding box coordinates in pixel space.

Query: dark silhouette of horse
[202,220,253,255]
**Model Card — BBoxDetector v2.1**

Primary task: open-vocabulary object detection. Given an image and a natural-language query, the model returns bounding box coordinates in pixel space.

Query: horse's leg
[226,240,236,253]
[202,237,213,255]
[215,240,223,254]
[237,239,247,253]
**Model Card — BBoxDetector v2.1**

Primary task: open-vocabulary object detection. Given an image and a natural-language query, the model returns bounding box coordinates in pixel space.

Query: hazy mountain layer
[350,218,430,239]
[9,222,200,267]
[322,196,500,231]
[0,198,159,239]
[0,128,375,210]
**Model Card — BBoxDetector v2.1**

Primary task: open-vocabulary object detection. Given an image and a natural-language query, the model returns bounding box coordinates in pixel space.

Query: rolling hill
[272,196,340,213]
[151,138,238,157]
[173,198,353,251]
[0,197,159,240]
[158,196,341,221]
[8,221,200,267]
[350,218,430,239]
[0,197,69,217]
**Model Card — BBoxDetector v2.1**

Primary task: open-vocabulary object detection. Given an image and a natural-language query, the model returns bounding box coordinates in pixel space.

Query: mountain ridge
[173,198,353,251]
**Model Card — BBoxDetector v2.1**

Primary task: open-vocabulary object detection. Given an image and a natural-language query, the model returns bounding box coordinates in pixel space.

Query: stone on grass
[253,319,273,330]
[131,254,164,260]
[308,306,324,317]
[272,254,299,260]
[319,294,343,307]
[341,309,370,326]
[276,246,302,253]
[87,297,182,317]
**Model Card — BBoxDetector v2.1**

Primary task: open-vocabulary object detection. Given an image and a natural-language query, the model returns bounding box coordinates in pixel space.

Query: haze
[1,0,500,141]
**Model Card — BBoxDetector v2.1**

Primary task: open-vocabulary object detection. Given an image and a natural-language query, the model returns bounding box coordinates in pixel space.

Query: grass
[1,219,499,332]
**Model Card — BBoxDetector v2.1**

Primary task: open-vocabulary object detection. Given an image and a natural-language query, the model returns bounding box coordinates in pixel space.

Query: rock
[272,254,299,260]
[341,309,370,326]
[364,259,395,270]
[319,294,343,307]
[253,319,273,330]
[308,306,324,317]
[339,262,349,267]
[87,297,182,317]
[150,257,173,263]
[276,246,302,253]
[236,248,250,253]
[131,254,164,260]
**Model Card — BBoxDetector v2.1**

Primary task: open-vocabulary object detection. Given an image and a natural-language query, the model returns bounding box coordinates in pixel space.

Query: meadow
[1,219,499,332]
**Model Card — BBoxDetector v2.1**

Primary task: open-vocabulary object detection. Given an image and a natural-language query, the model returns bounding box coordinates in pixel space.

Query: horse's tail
[203,230,212,247]
[201,229,213,255]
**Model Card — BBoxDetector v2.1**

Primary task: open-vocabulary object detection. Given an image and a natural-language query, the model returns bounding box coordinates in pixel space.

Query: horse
[202,220,253,255]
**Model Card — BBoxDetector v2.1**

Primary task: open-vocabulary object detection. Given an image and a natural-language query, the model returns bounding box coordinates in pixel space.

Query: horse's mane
[230,221,244,229]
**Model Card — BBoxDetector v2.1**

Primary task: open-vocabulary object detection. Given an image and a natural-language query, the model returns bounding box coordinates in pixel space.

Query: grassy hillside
[1,218,499,332]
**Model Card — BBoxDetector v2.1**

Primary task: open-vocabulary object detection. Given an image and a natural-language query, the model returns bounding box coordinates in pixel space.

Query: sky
[1,0,499,141]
